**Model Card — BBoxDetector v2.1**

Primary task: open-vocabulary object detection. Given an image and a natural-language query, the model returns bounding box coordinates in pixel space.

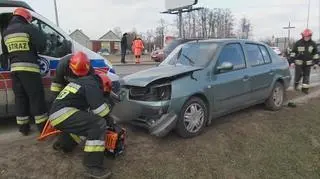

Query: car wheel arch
[185,93,212,125]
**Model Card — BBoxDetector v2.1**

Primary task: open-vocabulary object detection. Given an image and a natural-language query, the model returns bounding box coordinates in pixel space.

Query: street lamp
[53,0,59,27]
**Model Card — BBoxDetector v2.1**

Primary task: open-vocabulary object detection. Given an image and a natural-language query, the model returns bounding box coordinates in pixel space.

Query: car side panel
[246,64,274,101]
[169,70,212,115]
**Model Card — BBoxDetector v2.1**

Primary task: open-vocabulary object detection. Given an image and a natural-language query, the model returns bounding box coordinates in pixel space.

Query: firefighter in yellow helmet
[290,29,319,94]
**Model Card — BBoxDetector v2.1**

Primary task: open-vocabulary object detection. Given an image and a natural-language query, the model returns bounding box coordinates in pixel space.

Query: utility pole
[307,0,311,28]
[53,0,59,27]
[283,21,295,49]
[178,10,182,38]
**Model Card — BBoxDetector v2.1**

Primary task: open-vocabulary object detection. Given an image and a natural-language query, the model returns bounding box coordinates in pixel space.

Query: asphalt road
[114,64,157,77]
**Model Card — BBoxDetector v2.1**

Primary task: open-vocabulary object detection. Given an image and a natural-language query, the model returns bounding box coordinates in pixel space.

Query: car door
[244,43,274,101]
[210,43,251,113]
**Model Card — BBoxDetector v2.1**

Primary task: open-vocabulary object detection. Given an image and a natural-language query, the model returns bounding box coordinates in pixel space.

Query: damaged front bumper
[117,89,178,137]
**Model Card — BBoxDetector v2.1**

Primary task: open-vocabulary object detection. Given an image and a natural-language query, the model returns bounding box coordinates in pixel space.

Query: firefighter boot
[52,141,73,153]
[84,167,112,179]
[302,88,309,94]
[19,124,31,136]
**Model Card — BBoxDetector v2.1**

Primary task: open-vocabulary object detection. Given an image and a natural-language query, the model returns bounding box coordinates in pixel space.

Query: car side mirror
[217,62,233,72]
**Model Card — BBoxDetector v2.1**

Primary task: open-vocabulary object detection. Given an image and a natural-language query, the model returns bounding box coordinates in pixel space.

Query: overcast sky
[23,0,320,41]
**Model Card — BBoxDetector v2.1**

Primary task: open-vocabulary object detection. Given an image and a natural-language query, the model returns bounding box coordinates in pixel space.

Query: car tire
[176,97,208,138]
[265,81,285,111]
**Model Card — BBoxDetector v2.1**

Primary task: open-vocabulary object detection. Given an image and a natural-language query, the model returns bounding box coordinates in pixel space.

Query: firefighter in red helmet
[290,29,319,94]
[49,71,114,178]
[2,7,47,135]
[49,51,95,102]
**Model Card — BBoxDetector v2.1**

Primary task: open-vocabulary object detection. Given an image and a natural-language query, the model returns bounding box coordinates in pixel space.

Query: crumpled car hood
[123,64,202,87]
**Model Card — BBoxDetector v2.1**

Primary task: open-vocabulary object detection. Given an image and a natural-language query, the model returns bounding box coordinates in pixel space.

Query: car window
[31,18,68,58]
[217,43,246,70]
[244,44,265,66]
[259,45,272,63]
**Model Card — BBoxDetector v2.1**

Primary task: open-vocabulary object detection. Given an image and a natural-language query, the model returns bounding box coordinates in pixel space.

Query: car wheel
[176,97,208,138]
[265,81,285,111]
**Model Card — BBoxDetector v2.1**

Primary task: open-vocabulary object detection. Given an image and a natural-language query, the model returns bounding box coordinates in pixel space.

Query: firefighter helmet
[13,8,32,23]
[96,73,112,93]
[301,29,313,37]
[69,51,90,77]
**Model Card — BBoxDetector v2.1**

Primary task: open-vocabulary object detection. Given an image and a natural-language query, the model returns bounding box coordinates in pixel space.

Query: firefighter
[290,29,319,94]
[3,8,48,135]
[49,72,113,178]
[49,51,95,102]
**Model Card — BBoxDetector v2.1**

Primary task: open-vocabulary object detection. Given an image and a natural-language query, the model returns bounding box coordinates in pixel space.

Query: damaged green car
[118,39,291,138]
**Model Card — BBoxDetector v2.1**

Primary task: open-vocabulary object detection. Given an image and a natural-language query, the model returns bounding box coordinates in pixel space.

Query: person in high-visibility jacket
[49,51,94,103]
[132,36,144,64]
[2,8,48,135]
[49,72,113,178]
[290,29,319,94]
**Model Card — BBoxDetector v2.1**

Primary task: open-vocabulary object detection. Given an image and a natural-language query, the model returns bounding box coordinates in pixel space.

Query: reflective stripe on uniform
[34,113,48,124]
[290,52,296,57]
[70,133,82,144]
[302,84,310,88]
[295,60,303,65]
[4,33,30,53]
[92,103,110,117]
[313,54,319,60]
[4,33,29,41]
[84,140,105,152]
[10,62,40,73]
[49,107,79,126]
[297,46,305,52]
[16,116,30,125]
[306,60,313,66]
[50,82,63,92]
[63,82,81,94]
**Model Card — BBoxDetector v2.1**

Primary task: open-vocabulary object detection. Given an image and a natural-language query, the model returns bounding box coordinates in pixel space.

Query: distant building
[69,29,92,49]
[91,30,121,54]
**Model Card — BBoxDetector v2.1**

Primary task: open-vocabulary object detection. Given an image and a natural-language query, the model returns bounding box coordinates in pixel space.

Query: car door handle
[242,75,249,82]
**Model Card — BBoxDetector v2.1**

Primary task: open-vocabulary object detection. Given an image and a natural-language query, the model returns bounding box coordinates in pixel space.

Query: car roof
[0,1,34,11]
[185,38,267,46]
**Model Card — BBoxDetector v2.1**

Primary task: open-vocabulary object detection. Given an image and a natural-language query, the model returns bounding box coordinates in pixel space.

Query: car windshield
[160,42,218,67]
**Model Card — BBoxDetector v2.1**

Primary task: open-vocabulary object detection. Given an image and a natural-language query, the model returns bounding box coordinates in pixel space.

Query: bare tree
[112,27,122,38]
[238,17,252,39]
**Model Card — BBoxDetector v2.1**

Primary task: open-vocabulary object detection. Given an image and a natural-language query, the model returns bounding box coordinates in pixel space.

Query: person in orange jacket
[132,36,144,64]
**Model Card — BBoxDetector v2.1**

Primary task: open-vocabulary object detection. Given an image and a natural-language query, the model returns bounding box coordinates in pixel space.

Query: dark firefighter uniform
[290,39,319,93]
[49,54,94,101]
[49,75,111,176]
[3,15,48,132]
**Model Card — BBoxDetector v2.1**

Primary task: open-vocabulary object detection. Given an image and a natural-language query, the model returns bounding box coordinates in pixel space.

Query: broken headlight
[129,83,171,101]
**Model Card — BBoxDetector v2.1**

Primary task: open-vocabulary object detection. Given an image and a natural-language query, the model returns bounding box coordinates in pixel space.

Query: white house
[69,29,92,50]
